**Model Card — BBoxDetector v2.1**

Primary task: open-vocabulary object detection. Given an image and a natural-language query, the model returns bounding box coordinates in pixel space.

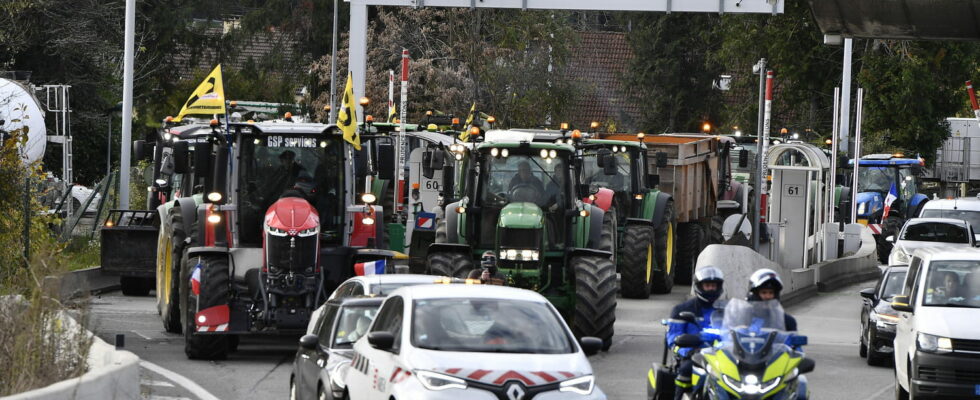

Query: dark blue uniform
[666,298,719,400]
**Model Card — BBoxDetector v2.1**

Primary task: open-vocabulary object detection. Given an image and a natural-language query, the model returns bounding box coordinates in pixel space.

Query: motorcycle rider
[667,266,725,400]
[747,268,798,331]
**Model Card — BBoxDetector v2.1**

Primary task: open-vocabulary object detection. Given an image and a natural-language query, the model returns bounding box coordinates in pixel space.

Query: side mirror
[173,140,190,174]
[193,142,213,178]
[892,295,914,313]
[886,235,896,243]
[691,353,705,368]
[367,331,395,350]
[579,336,603,356]
[429,149,446,170]
[646,174,659,188]
[133,140,148,161]
[674,333,702,348]
[422,150,435,180]
[797,357,816,374]
[210,145,229,205]
[738,149,749,168]
[353,147,369,179]
[299,334,318,350]
[656,152,668,168]
[859,287,876,300]
[678,311,698,324]
[376,143,396,181]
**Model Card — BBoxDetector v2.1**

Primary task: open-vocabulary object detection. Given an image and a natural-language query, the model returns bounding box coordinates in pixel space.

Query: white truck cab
[892,246,980,399]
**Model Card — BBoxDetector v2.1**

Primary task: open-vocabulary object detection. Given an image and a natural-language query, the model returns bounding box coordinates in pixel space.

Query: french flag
[190,262,202,296]
[354,260,386,276]
[883,183,899,219]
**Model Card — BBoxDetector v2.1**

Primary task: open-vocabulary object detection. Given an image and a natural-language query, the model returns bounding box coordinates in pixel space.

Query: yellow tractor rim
[666,222,674,275]
[645,244,653,283]
[162,239,172,303]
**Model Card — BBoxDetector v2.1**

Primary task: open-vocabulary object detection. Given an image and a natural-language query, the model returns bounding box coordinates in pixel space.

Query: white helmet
[749,268,784,298]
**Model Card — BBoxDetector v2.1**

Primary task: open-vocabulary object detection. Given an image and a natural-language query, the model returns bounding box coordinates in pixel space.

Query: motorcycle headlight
[917,333,953,353]
[415,370,467,391]
[857,202,867,215]
[722,374,781,395]
[559,375,595,395]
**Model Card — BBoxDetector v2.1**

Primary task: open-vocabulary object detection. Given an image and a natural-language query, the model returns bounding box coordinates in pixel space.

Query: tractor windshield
[238,134,345,246]
[581,147,633,193]
[858,166,896,194]
[476,148,572,249]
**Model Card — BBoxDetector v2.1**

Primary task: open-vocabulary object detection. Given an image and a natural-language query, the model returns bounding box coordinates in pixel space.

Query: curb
[49,266,118,300]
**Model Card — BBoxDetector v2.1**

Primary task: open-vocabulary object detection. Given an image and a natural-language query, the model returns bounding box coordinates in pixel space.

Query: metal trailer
[927,117,980,197]
[603,133,735,284]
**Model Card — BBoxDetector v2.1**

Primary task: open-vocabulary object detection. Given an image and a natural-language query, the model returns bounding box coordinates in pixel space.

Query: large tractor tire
[675,223,703,285]
[434,216,448,243]
[572,255,617,351]
[598,208,617,265]
[651,202,676,294]
[620,224,655,299]
[159,207,184,333]
[180,255,230,360]
[427,251,474,278]
[120,277,152,296]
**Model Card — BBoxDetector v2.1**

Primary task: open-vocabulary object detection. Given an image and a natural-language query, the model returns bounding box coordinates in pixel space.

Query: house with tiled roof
[565,31,642,132]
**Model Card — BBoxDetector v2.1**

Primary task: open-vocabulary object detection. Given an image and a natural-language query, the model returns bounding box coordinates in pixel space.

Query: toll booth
[766,144,831,270]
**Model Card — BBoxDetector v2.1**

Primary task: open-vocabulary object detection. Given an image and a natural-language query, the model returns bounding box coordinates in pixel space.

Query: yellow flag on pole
[174,65,225,122]
[387,104,397,123]
[459,102,476,141]
[338,72,361,150]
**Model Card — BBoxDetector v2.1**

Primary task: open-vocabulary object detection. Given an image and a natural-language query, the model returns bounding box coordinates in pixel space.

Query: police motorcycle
[687,298,815,400]
[647,309,716,400]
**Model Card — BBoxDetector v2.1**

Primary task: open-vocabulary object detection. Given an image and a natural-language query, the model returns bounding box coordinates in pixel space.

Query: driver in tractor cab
[280,172,317,204]
[268,150,306,202]
[667,266,725,400]
[747,268,798,332]
[467,251,506,285]
[542,162,566,212]
[509,161,544,194]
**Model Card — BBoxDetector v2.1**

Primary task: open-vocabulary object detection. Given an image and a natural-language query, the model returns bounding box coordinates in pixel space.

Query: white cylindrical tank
[0,78,46,164]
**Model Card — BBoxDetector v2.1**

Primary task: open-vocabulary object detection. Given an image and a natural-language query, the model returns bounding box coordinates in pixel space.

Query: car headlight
[917,333,953,353]
[415,370,467,391]
[857,202,867,215]
[722,374,781,395]
[559,375,595,395]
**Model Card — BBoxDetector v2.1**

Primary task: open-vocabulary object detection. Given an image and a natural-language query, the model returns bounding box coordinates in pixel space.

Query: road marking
[868,381,894,399]
[132,330,154,340]
[140,360,221,400]
[144,396,194,400]
[141,378,176,388]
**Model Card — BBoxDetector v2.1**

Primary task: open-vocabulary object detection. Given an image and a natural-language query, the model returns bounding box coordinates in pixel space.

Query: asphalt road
[88,280,895,399]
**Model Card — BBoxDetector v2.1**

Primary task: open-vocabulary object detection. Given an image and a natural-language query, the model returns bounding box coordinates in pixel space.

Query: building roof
[565,32,642,132]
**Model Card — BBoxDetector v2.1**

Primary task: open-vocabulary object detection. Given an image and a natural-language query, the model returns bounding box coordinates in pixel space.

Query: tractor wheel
[572,255,617,351]
[709,215,725,245]
[120,277,151,296]
[160,207,184,333]
[427,251,474,278]
[675,223,703,285]
[434,215,448,243]
[180,255,230,360]
[598,208,617,265]
[651,202,676,294]
[620,224,655,298]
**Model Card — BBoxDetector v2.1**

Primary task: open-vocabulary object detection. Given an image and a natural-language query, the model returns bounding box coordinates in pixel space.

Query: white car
[345,284,606,400]
[328,274,447,301]
[887,218,977,265]
[918,196,980,242]
[891,247,980,399]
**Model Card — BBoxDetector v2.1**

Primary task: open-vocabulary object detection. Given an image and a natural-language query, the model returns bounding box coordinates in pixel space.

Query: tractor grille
[498,228,540,249]
[265,233,319,274]
[918,366,980,384]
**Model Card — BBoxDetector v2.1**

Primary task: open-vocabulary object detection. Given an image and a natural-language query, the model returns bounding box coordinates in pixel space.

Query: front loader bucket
[100,210,158,277]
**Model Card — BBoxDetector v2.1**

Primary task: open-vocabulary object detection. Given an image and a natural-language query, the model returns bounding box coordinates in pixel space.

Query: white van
[892,246,980,399]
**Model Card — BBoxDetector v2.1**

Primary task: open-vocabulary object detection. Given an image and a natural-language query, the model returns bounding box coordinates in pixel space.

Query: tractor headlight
[266,226,288,236]
[361,193,377,204]
[415,370,467,391]
[297,227,318,237]
[559,375,595,395]
[857,202,867,215]
[500,249,538,261]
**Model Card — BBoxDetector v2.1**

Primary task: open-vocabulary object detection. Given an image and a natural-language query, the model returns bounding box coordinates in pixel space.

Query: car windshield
[333,305,380,348]
[238,134,345,246]
[881,271,908,300]
[411,298,574,354]
[920,209,980,231]
[857,166,895,194]
[899,222,969,243]
[922,261,980,308]
[581,147,632,192]
[479,150,570,210]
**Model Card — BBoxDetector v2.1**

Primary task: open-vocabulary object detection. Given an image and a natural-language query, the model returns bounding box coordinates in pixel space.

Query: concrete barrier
[812,227,880,292]
[695,244,816,306]
[1,318,140,400]
[43,266,118,301]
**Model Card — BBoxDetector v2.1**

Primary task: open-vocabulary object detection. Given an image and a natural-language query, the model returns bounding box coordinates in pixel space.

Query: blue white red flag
[354,259,386,276]
[883,183,899,218]
[190,262,202,295]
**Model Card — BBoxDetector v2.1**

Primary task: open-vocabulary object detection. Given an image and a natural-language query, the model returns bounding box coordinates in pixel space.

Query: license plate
[857,219,869,226]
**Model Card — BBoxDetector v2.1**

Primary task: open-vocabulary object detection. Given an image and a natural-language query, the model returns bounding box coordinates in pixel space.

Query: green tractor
[426,130,618,349]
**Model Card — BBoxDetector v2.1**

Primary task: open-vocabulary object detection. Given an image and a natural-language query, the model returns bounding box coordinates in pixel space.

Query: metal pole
[762,70,774,179]
[348,1,368,120]
[329,0,339,123]
[967,81,980,127]
[839,38,853,155]
[850,88,864,224]
[107,116,112,176]
[119,0,136,209]
[397,50,409,217]
[752,58,766,252]
[23,178,30,268]
[828,87,840,225]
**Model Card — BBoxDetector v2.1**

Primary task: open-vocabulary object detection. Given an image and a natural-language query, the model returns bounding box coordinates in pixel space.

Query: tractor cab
[846,154,927,226]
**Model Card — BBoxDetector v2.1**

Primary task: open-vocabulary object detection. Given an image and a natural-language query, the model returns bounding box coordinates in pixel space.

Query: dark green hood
[497,202,544,229]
